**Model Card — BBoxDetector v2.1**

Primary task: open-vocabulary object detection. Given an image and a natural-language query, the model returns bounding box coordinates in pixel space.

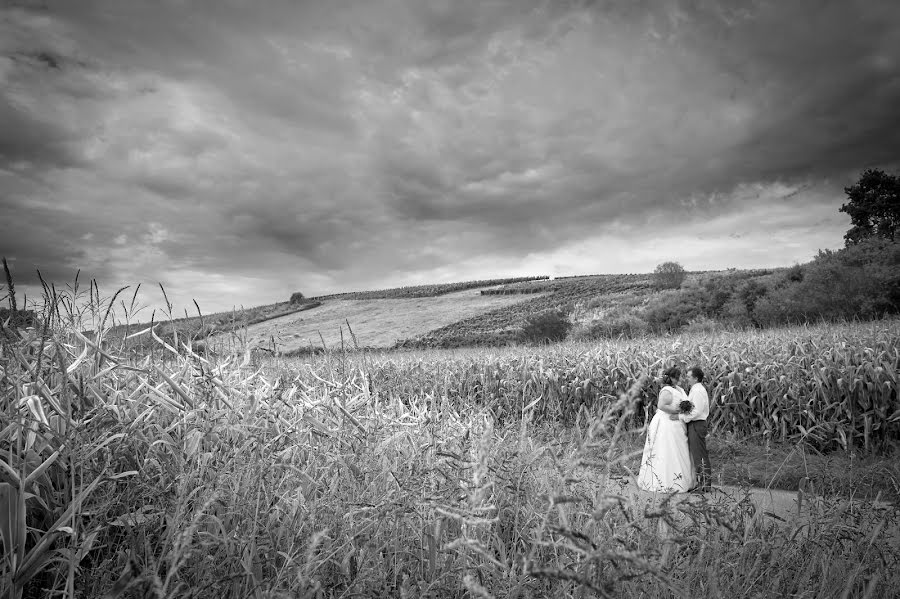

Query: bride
[637,366,695,493]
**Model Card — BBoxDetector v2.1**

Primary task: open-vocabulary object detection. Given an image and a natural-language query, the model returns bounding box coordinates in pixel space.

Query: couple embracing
[637,365,712,493]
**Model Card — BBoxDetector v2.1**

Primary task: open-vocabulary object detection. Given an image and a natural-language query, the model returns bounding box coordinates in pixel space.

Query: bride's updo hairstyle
[662,366,681,387]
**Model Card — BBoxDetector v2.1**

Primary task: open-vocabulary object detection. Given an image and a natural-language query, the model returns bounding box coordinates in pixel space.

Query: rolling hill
[207,272,689,352]
[206,287,546,353]
[107,268,788,354]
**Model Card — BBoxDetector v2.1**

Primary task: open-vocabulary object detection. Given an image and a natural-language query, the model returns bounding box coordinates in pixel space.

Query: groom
[670,366,711,491]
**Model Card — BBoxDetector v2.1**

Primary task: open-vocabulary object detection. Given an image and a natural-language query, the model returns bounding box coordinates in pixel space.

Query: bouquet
[679,400,694,415]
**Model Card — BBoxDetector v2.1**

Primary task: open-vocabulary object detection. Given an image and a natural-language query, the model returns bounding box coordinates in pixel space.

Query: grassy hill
[210,272,669,353]
[206,288,547,353]
[104,268,801,354]
[105,276,548,353]
[202,268,793,353]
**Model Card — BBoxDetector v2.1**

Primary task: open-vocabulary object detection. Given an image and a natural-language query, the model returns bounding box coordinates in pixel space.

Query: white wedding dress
[637,385,695,492]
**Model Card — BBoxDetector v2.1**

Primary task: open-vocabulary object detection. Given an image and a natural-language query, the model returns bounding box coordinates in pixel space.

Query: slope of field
[109,268,783,354]
[104,299,319,353]
[106,277,548,351]
[395,269,787,348]
[396,273,656,347]
[208,288,546,352]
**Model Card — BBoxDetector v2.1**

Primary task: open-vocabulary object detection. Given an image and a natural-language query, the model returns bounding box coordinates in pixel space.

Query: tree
[653,261,686,289]
[289,291,306,304]
[840,168,900,245]
[520,310,573,344]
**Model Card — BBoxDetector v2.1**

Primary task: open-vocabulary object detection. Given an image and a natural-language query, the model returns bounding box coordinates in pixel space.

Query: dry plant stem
[2,258,16,313]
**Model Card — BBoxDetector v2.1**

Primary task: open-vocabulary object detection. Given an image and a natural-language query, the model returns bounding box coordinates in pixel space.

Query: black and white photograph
[1,0,899,597]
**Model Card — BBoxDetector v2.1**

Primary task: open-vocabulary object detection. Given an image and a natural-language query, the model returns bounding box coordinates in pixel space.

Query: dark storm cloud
[371,0,900,249]
[1,0,899,314]
[0,200,104,286]
[671,0,900,184]
[0,92,82,168]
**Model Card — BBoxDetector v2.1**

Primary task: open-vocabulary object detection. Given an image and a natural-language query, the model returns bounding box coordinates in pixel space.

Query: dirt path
[614,479,900,546]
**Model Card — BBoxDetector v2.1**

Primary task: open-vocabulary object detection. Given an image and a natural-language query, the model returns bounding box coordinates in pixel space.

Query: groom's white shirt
[679,383,709,423]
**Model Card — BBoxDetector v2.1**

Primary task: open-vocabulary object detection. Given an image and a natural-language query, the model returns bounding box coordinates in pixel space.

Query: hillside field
[205,272,685,353]
[100,268,809,357]
[207,287,547,352]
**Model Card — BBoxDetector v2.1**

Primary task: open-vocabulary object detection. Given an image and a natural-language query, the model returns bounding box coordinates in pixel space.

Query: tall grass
[1,282,898,597]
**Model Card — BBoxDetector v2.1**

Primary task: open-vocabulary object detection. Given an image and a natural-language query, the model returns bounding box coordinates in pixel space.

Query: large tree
[840,168,900,245]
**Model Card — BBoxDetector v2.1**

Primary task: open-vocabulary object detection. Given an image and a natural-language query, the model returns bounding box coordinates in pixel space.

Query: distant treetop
[653,261,686,290]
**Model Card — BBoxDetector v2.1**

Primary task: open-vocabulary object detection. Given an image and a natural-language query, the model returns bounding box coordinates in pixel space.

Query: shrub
[289,291,306,304]
[752,239,900,326]
[580,313,649,339]
[653,261,686,290]
[752,288,804,328]
[520,310,573,343]
[736,280,769,327]
[641,287,708,332]
[785,263,804,282]
[696,277,735,317]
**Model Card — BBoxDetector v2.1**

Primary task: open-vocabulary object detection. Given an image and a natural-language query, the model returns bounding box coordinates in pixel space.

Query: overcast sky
[2,0,899,317]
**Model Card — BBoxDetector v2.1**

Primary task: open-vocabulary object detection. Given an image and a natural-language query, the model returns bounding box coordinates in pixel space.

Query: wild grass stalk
[2,259,17,313]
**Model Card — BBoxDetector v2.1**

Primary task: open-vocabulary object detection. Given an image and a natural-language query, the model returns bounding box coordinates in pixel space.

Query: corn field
[1,298,899,597]
[342,322,900,453]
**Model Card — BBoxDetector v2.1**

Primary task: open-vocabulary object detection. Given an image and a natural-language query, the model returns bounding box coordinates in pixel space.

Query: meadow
[1,286,899,598]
